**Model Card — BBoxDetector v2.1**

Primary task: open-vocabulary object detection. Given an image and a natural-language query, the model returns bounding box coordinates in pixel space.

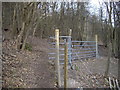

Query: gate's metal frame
[49,34,99,64]
[48,29,99,87]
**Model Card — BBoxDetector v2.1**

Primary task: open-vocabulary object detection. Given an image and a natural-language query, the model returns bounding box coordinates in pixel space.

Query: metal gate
[48,33,98,65]
[48,35,72,65]
[48,29,99,87]
[48,29,120,89]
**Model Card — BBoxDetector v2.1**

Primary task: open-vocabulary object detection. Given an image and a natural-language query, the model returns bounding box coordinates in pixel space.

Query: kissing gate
[48,29,98,88]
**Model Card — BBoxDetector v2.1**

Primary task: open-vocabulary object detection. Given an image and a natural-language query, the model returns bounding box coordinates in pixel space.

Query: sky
[89,0,115,26]
[89,0,102,15]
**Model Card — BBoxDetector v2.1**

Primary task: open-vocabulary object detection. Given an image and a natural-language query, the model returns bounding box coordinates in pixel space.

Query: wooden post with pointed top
[55,29,61,87]
[64,41,68,90]
[95,35,98,58]
[69,29,72,36]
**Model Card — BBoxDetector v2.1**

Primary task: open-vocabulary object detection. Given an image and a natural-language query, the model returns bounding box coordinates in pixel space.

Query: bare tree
[104,2,113,77]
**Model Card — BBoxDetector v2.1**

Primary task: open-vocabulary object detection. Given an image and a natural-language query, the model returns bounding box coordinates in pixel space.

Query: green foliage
[25,43,32,51]
[75,65,79,71]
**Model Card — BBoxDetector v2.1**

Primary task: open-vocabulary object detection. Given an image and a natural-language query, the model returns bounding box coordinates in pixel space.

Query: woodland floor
[59,45,118,88]
[2,36,119,88]
[2,37,55,88]
[60,56,118,88]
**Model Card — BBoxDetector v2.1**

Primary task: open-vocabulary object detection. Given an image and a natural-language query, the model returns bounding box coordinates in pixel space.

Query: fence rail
[72,48,96,51]
[49,42,65,45]
[48,29,99,66]
[49,36,71,39]
[72,40,96,43]
[72,55,96,60]
[72,44,96,47]
[72,51,96,54]
[48,29,99,88]
[48,36,98,65]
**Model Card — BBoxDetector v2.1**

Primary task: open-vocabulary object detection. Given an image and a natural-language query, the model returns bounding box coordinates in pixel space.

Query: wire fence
[48,36,98,65]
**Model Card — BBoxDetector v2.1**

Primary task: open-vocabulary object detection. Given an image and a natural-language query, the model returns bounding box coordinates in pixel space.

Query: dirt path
[17,51,54,88]
[2,37,55,88]
[20,37,55,88]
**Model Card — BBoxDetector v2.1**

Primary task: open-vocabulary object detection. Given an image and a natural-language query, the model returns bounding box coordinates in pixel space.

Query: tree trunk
[105,42,112,77]
[32,19,40,36]
[104,2,113,77]
[12,3,17,39]
[21,27,30,50]
[15,21,25,49]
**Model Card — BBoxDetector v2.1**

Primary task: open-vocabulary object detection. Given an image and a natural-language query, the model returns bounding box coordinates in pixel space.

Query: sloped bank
[2,36,55,88]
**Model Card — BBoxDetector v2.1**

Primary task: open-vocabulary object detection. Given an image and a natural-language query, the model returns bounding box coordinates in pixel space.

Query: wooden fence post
[95,35,98,58]
[68,29,72,65]
[69,29,72,36]
[55,29,61,87]
[64,40,68,89]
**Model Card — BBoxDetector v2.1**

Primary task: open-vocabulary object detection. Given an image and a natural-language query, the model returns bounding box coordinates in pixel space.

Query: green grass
[75,65,79,71]
[25,43,32,51]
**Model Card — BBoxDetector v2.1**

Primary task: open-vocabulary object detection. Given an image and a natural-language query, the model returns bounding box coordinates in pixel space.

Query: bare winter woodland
[1,1,120,89]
